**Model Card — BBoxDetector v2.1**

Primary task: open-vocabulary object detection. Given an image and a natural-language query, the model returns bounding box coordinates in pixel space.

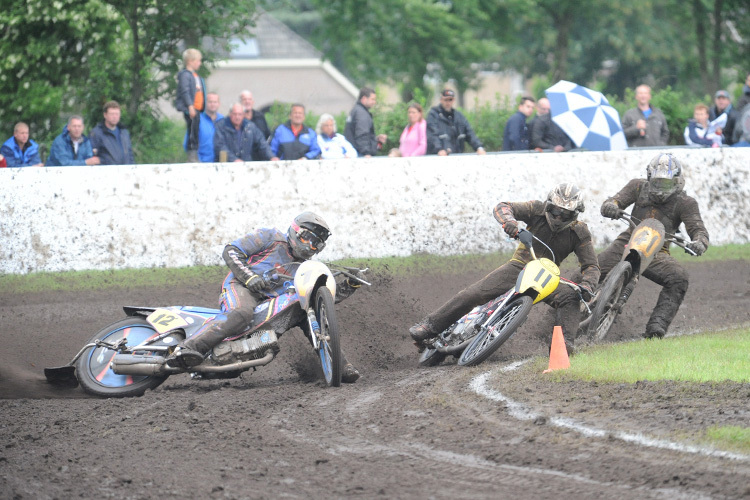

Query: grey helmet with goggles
[646,153,685,204]
[287,211,331,260]
[544,183,585,232]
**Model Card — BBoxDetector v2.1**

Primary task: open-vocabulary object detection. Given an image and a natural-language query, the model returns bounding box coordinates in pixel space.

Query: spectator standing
[316,114,357,159]
[684,104,721,147]
[737,72,750,113]
[214,103,278,162]
[398,102,427,157]
[621,84,669,147]
[426,89,485,156]
[270,104,321,160]
[46,116,100,166]
[502,96,535,151]
[89,101,135,165]
[530,97,573,152]
[175,49,206,162]
[184,92,224,162]
[239,90,271,140]
[1,122,43,167]
[344,87,387,157]
[709,90,740,146]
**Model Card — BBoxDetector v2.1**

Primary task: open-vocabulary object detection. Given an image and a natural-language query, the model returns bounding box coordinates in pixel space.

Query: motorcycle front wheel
[586,261,632,341]
[458,295,534,367]
[76,317,168,398]
[314,287,342,387]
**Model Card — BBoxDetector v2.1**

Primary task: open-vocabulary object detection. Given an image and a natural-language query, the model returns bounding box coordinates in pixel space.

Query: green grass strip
[2,241,747,294]
[702,425,750,454]
[550,328,750,383]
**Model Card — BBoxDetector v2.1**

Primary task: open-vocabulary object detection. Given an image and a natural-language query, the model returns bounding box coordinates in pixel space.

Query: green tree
[310,0,497,101]
[1,0,258,161]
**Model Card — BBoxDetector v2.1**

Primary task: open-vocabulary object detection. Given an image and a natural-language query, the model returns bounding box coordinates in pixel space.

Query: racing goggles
[297,228,326,251]
[650,177,676,191]
[546,205,577,222]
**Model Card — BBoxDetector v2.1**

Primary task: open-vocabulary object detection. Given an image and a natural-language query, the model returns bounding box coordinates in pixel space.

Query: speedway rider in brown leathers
[410,183,600,355]
[599,153,710,339]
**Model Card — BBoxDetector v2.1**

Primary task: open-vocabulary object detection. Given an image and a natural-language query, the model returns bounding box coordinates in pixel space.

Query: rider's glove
[503,220,519,238]
[686,240,706,256]
[601,201,620,220]
[244,274,266,293]
[579,283,594,301]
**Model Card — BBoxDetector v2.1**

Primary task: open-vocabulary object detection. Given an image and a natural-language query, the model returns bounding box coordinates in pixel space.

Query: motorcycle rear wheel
[587,261,632,341]
[418,347,447,367]
[458,295,534,367]
[76,317,168,398]
[315,287,342,387]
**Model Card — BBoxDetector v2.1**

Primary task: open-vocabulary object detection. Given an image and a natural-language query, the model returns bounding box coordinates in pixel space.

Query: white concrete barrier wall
[2,148,749,275]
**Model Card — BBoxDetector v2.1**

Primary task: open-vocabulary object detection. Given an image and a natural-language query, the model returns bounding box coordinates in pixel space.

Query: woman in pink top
[399,103,427,156]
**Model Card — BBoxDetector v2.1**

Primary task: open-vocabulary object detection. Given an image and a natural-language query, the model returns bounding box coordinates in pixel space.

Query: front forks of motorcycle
[306,310,324,350]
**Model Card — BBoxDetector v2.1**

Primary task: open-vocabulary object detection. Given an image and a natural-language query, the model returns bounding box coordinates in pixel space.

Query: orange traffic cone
[543,325,570,373]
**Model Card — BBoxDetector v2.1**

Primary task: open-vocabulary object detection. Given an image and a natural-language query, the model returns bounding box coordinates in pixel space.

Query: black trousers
[184,112,201,152]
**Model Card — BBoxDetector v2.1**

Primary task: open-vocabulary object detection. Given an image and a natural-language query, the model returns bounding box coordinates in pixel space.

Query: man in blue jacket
[46,116,101,166]
[503,96,535,151]
[270,104,321,160]
[90,101,135,165]
[183,92,223,162]
[214,103,278,162]
[1,122,44,167]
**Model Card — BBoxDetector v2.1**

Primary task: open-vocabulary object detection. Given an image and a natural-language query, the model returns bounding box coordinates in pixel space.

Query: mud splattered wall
[1,148,748,274]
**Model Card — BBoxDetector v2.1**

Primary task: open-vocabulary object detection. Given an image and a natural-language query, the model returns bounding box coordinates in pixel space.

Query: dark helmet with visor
[646,153,685,203]
[287,211,331,260]
[545,183,585,232]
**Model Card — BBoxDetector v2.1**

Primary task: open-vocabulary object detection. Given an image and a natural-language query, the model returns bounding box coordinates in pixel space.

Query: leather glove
[686,240,706,256]
[244,274,265,293]
[601,201,620,220]
[579,283,594,301]
[503,220,519,238]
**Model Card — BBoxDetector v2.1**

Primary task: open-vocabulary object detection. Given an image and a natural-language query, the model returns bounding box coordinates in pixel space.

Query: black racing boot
[341,363,361,383]
[643,325,666,339]
[409,320,438,352]
[166,345,205,369]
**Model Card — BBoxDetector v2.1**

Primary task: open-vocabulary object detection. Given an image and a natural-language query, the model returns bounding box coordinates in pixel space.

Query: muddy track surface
[2,258,750,499]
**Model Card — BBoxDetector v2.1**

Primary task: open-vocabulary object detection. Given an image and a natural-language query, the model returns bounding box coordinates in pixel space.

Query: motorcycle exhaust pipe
[111,352,276,376]
[111,354,167,376]
[437,338,474,355]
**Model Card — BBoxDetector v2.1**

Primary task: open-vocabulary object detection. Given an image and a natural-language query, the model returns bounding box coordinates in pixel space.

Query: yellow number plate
[146,308,189,334]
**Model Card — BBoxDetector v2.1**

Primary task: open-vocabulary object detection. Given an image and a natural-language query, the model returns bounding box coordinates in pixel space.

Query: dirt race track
[2,258,750,499]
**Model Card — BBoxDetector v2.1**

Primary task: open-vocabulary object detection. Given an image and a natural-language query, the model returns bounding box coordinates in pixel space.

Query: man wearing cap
[426,89,486,156]
[710,90,740,146]
[622,84,669,147]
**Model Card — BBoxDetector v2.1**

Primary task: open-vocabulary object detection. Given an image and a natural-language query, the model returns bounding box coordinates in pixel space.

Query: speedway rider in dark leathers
[167,212,362,383]
[599,153,709,339]
[410,184,600,355]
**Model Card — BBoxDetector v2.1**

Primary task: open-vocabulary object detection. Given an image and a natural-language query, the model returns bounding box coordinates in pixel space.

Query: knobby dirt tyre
[587,261,632,341]
[418,347,447,367]
[75,317,168,398]
[315,287,342,387]
[458,295,534,367]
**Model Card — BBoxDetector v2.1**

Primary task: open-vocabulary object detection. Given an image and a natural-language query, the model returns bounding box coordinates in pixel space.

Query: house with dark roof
[160,11,358,119]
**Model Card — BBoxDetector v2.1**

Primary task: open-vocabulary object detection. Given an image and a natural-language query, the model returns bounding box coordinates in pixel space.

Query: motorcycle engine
[211,330,280,365]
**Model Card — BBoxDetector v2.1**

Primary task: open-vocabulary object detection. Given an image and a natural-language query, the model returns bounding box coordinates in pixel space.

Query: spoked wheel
[587,261,632,342]
[75,318,168,398]
[458,295,534,367]
[418,346,447,367]
[314,287,342,387]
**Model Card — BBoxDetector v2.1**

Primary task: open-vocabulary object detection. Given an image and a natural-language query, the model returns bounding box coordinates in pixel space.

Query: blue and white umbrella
[545,80,627,151]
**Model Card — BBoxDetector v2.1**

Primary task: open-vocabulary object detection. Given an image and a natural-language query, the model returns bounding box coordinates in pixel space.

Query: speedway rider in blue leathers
[167,212,362,383]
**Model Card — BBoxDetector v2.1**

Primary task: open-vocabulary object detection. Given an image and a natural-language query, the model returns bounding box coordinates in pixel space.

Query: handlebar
[616,211,697,256]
